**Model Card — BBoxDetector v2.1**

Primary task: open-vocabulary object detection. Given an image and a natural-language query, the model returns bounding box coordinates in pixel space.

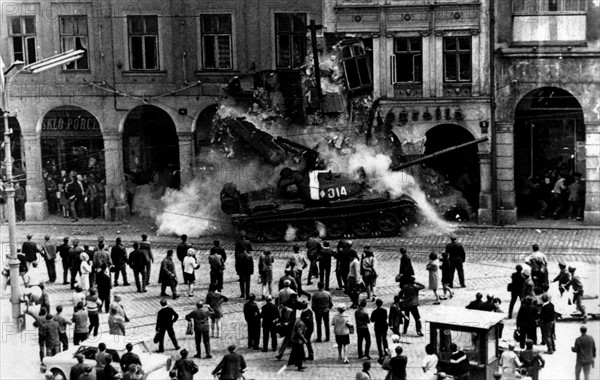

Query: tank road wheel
[399,204,416,224]
[325,219,347,239]
[244,224,262,242]
[351,217,373,237]
[295,222,315,241]
[262,223,285,242]
[377,212,401,236]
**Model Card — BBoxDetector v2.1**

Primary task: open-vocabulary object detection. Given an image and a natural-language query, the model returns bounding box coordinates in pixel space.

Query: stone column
[584,122,600,225]
[477,152,493,224]
[22,133,48,221]
[495,122,517,225]
[178,132,194,187]
[103,133,129,221]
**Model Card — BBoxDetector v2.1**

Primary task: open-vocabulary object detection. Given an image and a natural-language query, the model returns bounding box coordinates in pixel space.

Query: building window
[60,16,89,70]
[8,16,36,64]
[443,37,471,82]
[127,15,159,70]
[392,38,422,83]
[200,14,233,69]
[512,0,587,12]
[340,40,372,91]
[511,0,587,43]
[275,13,307,69]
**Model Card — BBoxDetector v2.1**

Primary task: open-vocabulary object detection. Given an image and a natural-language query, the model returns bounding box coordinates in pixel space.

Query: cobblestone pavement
[1,218,599,380]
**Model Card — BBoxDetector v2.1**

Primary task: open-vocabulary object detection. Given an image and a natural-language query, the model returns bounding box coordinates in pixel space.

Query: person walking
[275,300,296,360]
[72,301,89,345]
[185,301,214,358]
[68,240,83,289]
[173,349,198,380]
[299,299,314,360]
[312,282,333,342]
[286,304,309,371]
[212,344,247,380]
[41,314,61,357]
[243,293,261,350]
[176,235,192,283]
[58,237,71,285]
[439,252,454,300]
[22,234,41,270]
[370,298,389,361]
[389,346,408,380]
[159,250,179,299]
[205,284,229,338]
[499,343,522,380]
[209,244,226,292]
[139,234,154,286]
[445,236,466,288]
[41,235,57,283]
[108,306,126,335]
[355,299,372,360]
[399,276,425,336]
[396,247,414,289]
[259,249,274,299]
[539,294,556,354]
[319,241,334,290]
[426,252,441,304]
[361,246,377,301]
[520,339,545,380]
[552,261,571,296]
[261,295,279,352]
[568,172,585,220]
[27,306,49,362]
[347,250,361,308]
[306,231,322,286]
[572,325,596,380]
[388,295,406,336]
[517,296,538,349]
[182,248,199,297]
[332,303,352,364]
[55,305,72,351]
[96,265,112,313]
[508,265,525,319]
[238,247,254,299]
[110,237,129,286]
[86,288,101,336]
[155,298,180,353]
[568,266,588,322]
[128,242,148,293]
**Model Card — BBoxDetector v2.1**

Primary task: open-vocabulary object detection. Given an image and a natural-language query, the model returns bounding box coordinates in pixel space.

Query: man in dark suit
[445,236,466,288]
[159,250,179,299]
[185,301,214,358]
[235,231,252,283]
[517,296,539,349]
[155,298,180,353]
[311,282,333,342]
[66,174,85,222]
[243,293,261,350]
[111,237,129,286]
[300,299,314,360]
[139,234,154,286]
[397,247,415,288]
[572,325,596,380]
[238,247,254,299]
[212,345,247,380]
[261,295,279,352]
[539,294,556,354]
[318,241,334,290]
[176,234,192,284]
[508,265,526,319]
[22,234,40,270]
[128,242,148,293]
[58,237,71,285]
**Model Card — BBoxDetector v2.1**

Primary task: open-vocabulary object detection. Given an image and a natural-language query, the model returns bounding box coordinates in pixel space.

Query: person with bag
[212,344,247,380]
[155,298,180,353]
[361,247,377,301]
[332,303,352,364]
[173,349,198,380]
[185,301,214,358]
[182,248,199,297]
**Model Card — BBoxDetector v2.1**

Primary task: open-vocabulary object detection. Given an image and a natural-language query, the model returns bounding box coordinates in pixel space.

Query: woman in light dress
[425,252,441,304]
[79,253,92,291]
[182,248,199,296]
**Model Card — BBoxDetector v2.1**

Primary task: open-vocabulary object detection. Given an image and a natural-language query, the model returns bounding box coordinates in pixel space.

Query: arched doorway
[41,106,105,216]
[424,124,480,211]
[123,105,180,188]
[195,104,217,153]
[514,87,585,218]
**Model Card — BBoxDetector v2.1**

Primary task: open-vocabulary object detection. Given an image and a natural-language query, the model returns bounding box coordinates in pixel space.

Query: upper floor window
[511,0,587,43]
[512,0,587,13]
[8,16,36,64]
[60,16,89,70]
[340,40,372,91]
[392,37,422,83]
[275,13,307,69]
[127,15,159,70]
[201,14,233,70]
[443,37,471,82]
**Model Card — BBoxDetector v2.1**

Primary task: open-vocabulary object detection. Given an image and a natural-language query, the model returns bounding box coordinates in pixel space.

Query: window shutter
[390,55,396,84]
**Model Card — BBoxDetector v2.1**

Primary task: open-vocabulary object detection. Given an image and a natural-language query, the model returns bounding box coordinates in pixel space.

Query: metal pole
[309,20,324,105]
[2,74,22,331]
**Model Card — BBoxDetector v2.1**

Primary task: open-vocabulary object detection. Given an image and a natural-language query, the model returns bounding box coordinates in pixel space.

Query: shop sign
[42,117,100,131]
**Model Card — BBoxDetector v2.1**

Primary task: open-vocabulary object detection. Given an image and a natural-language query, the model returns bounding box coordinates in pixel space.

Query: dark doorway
[424,124,480,209]
[123,105,180,188]
[514,87,585,217]
[195,104,218,153]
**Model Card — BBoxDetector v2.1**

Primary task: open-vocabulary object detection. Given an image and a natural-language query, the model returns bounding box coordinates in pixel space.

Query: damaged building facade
[1,0,321,221]
[323,0,494,223]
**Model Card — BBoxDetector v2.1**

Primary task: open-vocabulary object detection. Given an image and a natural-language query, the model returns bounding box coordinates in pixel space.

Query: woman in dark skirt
[439,252,454,299]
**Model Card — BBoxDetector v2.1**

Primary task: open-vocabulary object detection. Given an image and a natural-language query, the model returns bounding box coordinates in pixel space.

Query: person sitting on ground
[466,292,484,310]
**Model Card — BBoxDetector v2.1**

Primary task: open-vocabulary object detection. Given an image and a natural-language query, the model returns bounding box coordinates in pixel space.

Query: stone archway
[514,87,585,219]
[194,104,218,154]
[424,124,481,217]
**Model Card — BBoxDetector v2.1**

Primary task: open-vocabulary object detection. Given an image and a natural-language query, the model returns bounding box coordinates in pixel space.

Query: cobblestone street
[1,218,599,379]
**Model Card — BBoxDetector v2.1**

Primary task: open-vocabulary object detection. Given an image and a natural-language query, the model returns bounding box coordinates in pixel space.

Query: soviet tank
[218,118,488,241]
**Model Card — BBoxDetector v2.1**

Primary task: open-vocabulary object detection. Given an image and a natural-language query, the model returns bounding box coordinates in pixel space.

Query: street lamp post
[2,50,84,330]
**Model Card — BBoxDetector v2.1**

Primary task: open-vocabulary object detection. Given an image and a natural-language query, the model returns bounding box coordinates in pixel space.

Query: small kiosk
[425,306,506,380]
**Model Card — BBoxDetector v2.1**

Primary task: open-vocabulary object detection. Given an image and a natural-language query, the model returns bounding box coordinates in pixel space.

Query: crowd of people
[3,232,596,380]
[520,171,586,221]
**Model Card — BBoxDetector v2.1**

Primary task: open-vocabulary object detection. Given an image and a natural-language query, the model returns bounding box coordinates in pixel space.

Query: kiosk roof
[424,306,506,330]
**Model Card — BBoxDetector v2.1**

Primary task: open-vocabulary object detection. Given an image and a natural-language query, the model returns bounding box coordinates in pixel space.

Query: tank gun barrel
[391,137,489,171]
